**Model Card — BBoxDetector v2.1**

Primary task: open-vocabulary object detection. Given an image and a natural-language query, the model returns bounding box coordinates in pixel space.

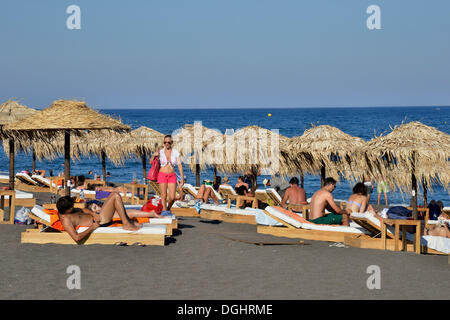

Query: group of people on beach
[53,133,449,243]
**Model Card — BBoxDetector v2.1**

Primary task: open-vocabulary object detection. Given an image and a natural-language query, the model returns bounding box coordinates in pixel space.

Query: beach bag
[14,207,33,225]
[141,196,163,214]
[147,155,160,181]
[387,206,412,220]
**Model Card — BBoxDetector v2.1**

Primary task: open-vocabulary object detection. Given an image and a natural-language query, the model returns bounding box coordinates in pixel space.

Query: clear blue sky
[1,0,450,109]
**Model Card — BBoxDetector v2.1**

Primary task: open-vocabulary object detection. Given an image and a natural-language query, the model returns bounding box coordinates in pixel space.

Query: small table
[124,184,148,205]
[0,190,16,224]
[381,219,422,254]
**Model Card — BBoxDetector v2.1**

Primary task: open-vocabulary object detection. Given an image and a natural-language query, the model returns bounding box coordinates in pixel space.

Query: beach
[0,191,448,300]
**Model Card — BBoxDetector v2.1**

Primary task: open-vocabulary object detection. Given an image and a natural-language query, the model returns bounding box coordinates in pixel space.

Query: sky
[1,0,450,109]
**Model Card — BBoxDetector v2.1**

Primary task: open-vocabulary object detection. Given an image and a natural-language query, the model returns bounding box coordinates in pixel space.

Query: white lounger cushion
[182,184,198,196]
[31,175,61,188]
[16,173,38,185]
[223,207,255,216]
[420,235,450,254]
[265,206,365,234]
[77,224,167,235]
[219,185,237,195]
[200,203,228,212]
[266,188,282,202]
[2,190,34,200]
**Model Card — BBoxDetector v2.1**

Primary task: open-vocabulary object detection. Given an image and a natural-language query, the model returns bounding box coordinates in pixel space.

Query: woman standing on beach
[150,134,184,215]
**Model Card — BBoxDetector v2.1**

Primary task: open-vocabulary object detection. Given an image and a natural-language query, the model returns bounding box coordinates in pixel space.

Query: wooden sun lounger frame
[170,207,200,217]
[257,208,367,243]
[148,180,161,196]
[219,186,257,209]
[40,203,177,235]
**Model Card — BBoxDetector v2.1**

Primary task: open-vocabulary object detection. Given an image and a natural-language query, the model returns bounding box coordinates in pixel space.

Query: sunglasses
[164,141,173,145]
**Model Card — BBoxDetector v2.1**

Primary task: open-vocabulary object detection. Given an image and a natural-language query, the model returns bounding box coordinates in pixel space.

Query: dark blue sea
[1,107,449,205]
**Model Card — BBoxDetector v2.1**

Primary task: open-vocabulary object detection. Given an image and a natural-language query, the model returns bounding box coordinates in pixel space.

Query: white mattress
[265,206,365,234]
[2,190,34,200]
[350,212,394,236]
[0,175,10,180]
[31,175,61,188]
[420,235,450,254]
[219,185,237,195]
[223,207,256,216]
[266,188,282,202]
[16,173,38,185]
[182,183,198,196]
[200,203,228,212]
[77,224,166,235]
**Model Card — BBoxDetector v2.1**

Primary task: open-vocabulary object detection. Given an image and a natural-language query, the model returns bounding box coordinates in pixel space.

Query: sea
[1,106,449,205]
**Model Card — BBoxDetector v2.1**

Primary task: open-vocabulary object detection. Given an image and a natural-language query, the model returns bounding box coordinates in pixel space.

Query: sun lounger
[23,205,167,245]
[39,203,178,234]
[0,174,10,184]
[345,212,448,254]
[0,189,36,208]
[257,206,368,243]
[171,200,201,217]
[199,203,259,224]
[265,188,283,206]
[218,185,257,208]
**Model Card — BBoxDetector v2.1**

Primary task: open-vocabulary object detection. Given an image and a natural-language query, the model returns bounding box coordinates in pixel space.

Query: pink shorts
[157,172,177,184]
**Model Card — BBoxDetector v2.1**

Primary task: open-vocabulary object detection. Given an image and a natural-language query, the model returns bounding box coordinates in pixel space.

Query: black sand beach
[0,191,448,300]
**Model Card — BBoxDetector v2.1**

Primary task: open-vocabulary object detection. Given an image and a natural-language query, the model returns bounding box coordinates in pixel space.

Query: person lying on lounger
[85,199,165,219]
[424,212,450,238]
[194,182,220,204]
[309,177,350,226]
[57,193,141,242]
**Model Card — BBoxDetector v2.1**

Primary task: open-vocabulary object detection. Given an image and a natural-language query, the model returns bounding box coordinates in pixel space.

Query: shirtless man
[309,177,349,226]
[281,177,307,208]
[57,193,141,242]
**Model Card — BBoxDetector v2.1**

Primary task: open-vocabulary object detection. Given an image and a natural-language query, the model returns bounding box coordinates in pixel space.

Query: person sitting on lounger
[309,177,349,226]
[86,199,164,219]
[346,182,377,214]
[220,176,231,187]
[75,175,87,190]
[281,177,307,208]
[235,176,249,195]
[57,193,141,242]
[194,180,220,204]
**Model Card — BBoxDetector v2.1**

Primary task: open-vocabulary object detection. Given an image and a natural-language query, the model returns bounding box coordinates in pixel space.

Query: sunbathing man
[309,177,349,226]
[57,193,141,242]
[281,177,307,208]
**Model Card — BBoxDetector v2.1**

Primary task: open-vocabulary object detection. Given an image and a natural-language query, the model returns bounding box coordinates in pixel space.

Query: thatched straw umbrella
[361,121,450,219]
[0,99,37,189]
[2,100,129,195]
[211,126,290,191]
[93,126,164,179]
[283,125,365,187]
[173,122,223,186]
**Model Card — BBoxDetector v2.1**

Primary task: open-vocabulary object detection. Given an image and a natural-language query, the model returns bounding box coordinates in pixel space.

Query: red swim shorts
[157,172,177,184]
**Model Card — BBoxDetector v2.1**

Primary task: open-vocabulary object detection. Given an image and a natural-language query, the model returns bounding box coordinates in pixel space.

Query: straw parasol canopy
[360,121,450,218]
[2,99,130,194]
[208,126,290,191]
[173,122,224,186]
[0,99,37,189]
[282,125,365,186]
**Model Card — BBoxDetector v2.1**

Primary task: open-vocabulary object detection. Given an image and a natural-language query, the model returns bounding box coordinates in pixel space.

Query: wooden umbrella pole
[32,148,36,172]
[301,174,304,189]
[142,152,147,180]
[196,163,200,187]
[411,152,418,220]
[213,166,217,182]
[64,131,70,196]
[102,151,106,182]
[320,162,326,188]
[9,138,15,190]
[422,177,428,208]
